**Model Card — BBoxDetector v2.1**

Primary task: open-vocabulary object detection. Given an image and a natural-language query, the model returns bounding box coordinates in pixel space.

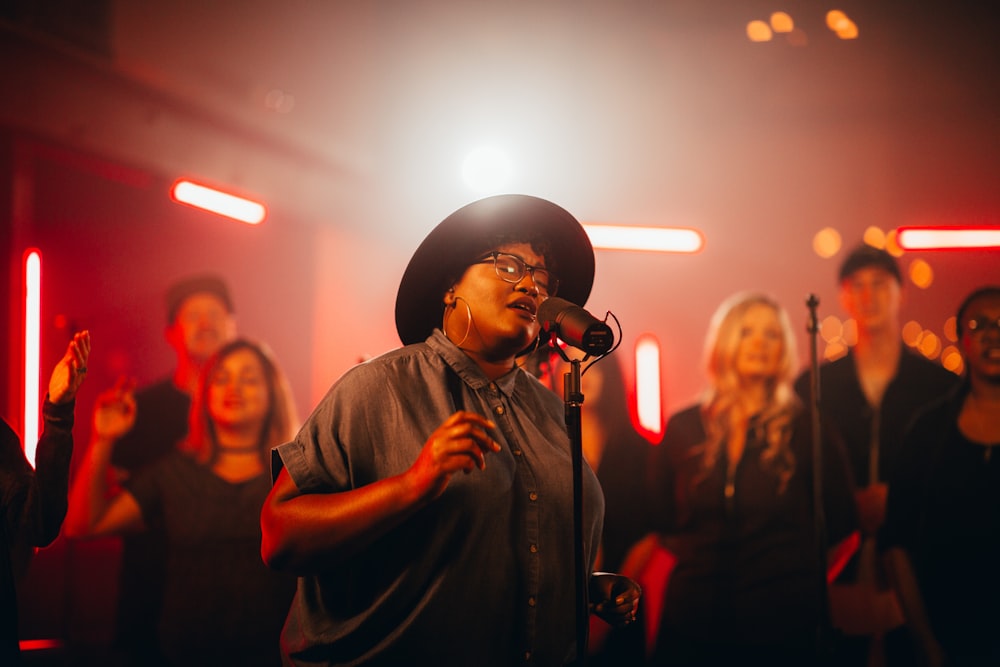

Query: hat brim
[395,194,595,347]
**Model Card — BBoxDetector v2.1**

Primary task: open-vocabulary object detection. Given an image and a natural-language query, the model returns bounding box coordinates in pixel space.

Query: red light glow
[170,179,267,224]
[897,226,1000,250]
[19,639,63,651]
[23,249,41,466]
[584,224,704,253]
[635,334,663,440]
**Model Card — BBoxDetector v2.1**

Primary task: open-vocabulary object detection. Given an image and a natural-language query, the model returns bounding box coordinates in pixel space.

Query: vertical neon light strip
[635,334,663,438]
[24,250,41,467]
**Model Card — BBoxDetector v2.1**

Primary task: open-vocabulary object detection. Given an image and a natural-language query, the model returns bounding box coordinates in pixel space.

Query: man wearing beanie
[795,244,959,667]
[98,274,236,665]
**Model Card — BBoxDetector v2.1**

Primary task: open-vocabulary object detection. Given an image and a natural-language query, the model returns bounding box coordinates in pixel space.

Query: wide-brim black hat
[395,194,595,346]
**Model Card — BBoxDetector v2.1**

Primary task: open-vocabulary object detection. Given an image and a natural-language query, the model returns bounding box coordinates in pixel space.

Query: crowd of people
[2,194,995,666]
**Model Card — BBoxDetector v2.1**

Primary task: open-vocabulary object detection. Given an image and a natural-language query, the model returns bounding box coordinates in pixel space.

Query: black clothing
[109,378,189,663]
[796,347,959,667]
[597,428,653,573]
[1,400,75,665]
[126,451,296,666]
[590,429,653,667]
[647,404,857,666]
[882,387,1000,666]
[794,349,959,487]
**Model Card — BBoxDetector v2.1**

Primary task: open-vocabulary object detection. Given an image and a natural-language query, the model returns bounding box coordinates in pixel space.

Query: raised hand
[49,330,91,405]
[92,376,138,443]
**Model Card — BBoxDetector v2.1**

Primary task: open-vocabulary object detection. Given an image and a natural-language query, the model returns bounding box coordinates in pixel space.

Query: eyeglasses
[476,251,559,297]
[966,316,1000,336]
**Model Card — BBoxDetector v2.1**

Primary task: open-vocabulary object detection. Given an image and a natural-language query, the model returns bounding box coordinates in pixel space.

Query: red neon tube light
[23,249,41,466]
[171,179,267,225]
[584,224,704,253]
[897,226,1000,250]
[635,334,663,440]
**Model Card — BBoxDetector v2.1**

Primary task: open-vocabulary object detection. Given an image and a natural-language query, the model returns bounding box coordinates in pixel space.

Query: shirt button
[513,449,522,456]
[529,492,538,501]
[528,596,536,607]
[489,382,498,392]
[529,544,538,553]
[495,405,505,416]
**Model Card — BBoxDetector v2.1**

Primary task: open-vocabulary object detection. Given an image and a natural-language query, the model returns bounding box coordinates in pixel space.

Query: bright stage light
[171,179,267,224]
[24,249,41,467]
[635,334,663,438]
[897,226,1000,250]
[584,224,704,253]
[461,146,513,194]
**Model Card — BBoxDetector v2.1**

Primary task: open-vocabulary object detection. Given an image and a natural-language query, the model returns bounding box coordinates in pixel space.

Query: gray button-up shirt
[275,330,604,666]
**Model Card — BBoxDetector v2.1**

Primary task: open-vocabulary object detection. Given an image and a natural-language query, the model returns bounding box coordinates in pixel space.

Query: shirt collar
[427,328,521,396]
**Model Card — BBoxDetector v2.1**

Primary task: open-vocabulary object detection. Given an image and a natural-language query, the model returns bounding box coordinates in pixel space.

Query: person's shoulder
[664,403,704,432]
[909,389,958,429]
[318,343,440,398]
[900,349,960,383]
[795,353,852,390]
[349,343,439,379]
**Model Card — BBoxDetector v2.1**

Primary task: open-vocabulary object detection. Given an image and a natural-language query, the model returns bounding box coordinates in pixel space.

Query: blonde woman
[646,292,857,666]
[66,338,298,666]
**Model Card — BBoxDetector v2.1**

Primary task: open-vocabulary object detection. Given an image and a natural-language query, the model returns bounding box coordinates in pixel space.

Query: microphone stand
[556,344,589,666]
[806,294,832,664]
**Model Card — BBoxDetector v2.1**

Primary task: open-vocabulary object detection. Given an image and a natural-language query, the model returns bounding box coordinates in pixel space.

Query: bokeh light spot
[885,229,904,257]
[826,10,849,31]
[909,258,934,289]
[943,316,958,342]
[747,20,773,42]
[837,19,859,40]
[770,12,793,33]
[785,27,809,47]
[941,346,963,374]
[820,315,843,343]
[863,226,886,249]
[919,331,941,359]
[813,227,842,258]
[824,341,849,361]
[902,320,924,347]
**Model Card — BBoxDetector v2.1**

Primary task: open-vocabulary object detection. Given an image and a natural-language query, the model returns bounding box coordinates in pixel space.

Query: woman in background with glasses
[883,285,1000,667]
[66,338,298,666]
[260,194,640,666]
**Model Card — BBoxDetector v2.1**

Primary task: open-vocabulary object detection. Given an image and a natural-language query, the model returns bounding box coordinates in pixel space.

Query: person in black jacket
[794,244,959,667]
[882,285,1000,667]
[1,330,90,665]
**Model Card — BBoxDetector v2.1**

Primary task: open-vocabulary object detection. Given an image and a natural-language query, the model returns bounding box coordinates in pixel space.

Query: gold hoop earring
[444,296,473,348]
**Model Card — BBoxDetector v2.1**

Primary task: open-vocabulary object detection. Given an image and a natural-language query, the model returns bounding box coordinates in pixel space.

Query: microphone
[537,297,614,355]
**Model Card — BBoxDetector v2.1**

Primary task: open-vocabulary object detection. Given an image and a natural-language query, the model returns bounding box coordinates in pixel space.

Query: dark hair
[838,244,901,284]
[955,285,1000,336]
[186,338,298,466]
[165,274,234,324]
[445,232,555,288]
